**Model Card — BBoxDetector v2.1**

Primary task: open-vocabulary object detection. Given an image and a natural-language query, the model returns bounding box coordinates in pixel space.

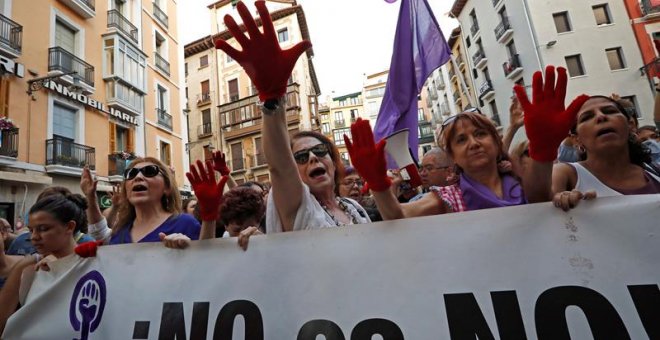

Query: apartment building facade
[625,0,660,90]
[184,1,320,186]
[451,0,654,131]
[0,0,185,225]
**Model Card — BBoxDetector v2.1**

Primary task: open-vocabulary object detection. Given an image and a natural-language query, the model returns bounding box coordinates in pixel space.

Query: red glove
[212,151,231,176]
[514,65,589,162]
[186,160,228,221]
[75,240,104,258]
[344,119,392,192]
[214,1,312,101]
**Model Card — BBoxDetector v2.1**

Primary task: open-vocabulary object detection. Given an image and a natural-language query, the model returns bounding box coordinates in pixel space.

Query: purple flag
[374,0,451,166]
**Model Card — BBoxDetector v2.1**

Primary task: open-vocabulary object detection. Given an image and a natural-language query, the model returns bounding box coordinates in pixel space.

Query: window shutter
[126,128,134,152]
[109,123,116,152]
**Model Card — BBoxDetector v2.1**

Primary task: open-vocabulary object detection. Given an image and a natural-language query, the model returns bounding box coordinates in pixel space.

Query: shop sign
[46,81,139,126]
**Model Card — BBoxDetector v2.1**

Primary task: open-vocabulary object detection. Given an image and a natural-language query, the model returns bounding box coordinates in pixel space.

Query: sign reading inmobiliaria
[45,81,140,126]
[3,195,659,339]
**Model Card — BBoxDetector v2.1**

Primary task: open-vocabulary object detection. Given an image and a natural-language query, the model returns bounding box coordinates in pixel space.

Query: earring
[577,145,586,154]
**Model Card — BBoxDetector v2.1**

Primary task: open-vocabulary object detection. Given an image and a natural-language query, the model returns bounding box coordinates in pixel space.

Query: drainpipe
[521,0,544,70]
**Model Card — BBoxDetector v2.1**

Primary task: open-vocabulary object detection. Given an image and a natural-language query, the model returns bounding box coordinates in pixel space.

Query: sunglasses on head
[293,144,330,164]
[441,107,482,130]
[124,165,163,180]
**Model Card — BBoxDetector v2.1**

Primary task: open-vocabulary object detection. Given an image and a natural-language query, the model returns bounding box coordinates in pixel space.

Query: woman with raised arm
[344,66,589,219]
[214,1,369,233]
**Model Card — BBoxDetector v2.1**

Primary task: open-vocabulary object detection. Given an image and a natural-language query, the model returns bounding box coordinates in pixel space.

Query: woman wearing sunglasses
[213,1,370,233]
[81,157,200,247]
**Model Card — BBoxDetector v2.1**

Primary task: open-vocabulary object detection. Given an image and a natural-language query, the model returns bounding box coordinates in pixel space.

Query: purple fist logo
[70,271,106,340]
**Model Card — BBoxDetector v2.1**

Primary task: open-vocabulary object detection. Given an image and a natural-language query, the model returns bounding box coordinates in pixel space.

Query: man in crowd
[410,148,455,202]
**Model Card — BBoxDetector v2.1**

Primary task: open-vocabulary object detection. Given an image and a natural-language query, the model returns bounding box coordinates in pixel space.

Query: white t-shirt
[266,184,371,233]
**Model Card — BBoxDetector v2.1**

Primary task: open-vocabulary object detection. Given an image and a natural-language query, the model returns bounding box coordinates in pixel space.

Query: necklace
[320,197,359,227]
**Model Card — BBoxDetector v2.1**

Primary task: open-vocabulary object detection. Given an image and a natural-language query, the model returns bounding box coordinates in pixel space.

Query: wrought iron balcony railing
[157,108,172,130]
[107,10,138,43]
[154,52,170,76]
[197,123,212,137]
[48,47,94,87]
[46,136,95,169]
[153,2,168,28]
[0,13,22,54]
[0,127,18,158]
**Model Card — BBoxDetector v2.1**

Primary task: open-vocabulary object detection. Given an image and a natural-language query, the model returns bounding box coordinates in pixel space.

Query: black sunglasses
[124,165,163,180]
[293,144,330,164]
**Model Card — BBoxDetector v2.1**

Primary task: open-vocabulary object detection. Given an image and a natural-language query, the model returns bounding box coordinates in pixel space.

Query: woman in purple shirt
[82,157,200,247]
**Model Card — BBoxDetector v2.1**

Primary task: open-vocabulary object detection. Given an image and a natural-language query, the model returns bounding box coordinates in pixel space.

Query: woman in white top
[0,194,87,333]
[213,1,369,233]
[552,96,660,210]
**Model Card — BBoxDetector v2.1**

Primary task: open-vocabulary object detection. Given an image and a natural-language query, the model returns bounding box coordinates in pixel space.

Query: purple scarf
[459,173,527,211]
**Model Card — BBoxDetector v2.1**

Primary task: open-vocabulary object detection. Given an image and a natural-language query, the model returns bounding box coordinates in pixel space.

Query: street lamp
[26,71,78,96]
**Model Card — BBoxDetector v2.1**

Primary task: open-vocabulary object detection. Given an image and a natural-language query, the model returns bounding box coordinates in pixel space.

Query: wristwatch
[259,98,281,113]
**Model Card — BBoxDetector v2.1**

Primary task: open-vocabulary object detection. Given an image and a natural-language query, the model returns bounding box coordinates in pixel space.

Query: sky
[180,0,457,102]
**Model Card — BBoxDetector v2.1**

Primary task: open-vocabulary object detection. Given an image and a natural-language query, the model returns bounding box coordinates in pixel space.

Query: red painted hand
[214,1,312,101]
[514,65,589,162]
[344,118,392,192]
[186,160,228,221]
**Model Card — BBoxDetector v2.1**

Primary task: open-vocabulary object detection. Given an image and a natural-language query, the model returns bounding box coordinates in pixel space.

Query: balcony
[0,128,18,158]
[478,79,495,101]
[472,49,487,69]
[46,136,95,172]
[453,91,461,103]
[197,122,212,138]
[253,153,266,168]
[418,121,435,144]
[470,22,480,37]
[640,57,660,91]
[197,92,212,106]
[435,77,445,90]
[108,152,136,177]
[503,54,523,79]
[152,2,168,28]
[0,14,22,57]
[449,68,457,82]
[641,0,660,18]
[59,0,95,19]
[108,10,138,44]
[48,47,94,88]
[219,83,301,141]
[334,119,346,128]
[441,102,451,116]
[428,89,438,100]
[457,55,466,69]
[494,17,513,43]
[154,52,170,76]
[157,108,172,130]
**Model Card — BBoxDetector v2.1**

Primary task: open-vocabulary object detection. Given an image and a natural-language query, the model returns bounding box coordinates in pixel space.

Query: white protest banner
[3,195,659,339]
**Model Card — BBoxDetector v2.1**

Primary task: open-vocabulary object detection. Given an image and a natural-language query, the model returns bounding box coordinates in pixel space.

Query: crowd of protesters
[0,0,659,332]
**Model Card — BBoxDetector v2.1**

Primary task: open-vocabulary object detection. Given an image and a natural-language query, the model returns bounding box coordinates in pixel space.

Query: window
[155,31,166,55]
[201,80,210,98]
[350,109,358,121]
[593,4,611,25]
[184,62,188,76]
[231,142,244,170]
[200,55,208,68]
[417,108,425,121]
[333,128,350,145]
[553,12,571,33]
[202,109,211,125]
[565,54,585,77]
[489,100,500,126]
[156,85,168,112]
[277,28,289,43]
[620,95,640,118]
[506,40,517,58]
[159,141,171,166]
[55,19,77,54]
[322,122,330,134]
[53,103,77,140]
[321,113,329,121]
[226,53,234,63]
[103,37,147,91]
[109,122,133,152]
[0,77,9,117]
[228,79,239,101]
[605,47,625,70]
